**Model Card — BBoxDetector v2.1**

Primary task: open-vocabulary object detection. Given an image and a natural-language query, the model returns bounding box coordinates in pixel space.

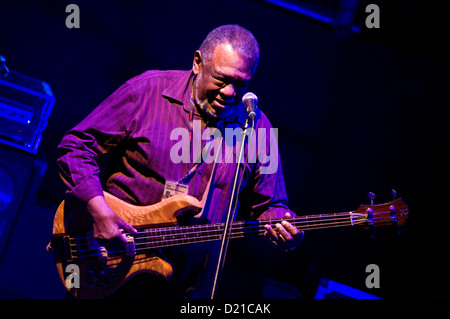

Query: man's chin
[198,101,232,119]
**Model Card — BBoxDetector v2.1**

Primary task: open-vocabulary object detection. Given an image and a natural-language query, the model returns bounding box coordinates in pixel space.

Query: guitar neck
[135,211,367,250]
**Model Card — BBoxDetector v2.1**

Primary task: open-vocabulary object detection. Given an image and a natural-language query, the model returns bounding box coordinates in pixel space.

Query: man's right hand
[86,195,137,244]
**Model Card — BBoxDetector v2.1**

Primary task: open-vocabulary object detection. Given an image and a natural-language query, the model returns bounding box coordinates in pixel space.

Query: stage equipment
[0,56,55,154]
[0,144,47,262]
[210,92,258,299]
[315,278,381,299]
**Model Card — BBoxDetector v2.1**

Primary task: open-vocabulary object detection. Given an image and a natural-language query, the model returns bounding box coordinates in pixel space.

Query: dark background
[0,0,448,299]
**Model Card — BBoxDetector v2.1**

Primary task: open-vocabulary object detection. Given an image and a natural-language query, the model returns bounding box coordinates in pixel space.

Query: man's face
[192,43,255,119]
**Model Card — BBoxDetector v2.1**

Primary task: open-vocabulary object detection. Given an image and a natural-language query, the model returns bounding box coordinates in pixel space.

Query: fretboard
[132,211,367,250]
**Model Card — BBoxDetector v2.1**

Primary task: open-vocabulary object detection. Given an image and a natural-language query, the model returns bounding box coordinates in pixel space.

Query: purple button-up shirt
[57,70,293,223]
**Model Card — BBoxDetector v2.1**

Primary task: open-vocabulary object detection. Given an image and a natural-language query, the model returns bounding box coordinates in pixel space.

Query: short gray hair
[199,25,260,72]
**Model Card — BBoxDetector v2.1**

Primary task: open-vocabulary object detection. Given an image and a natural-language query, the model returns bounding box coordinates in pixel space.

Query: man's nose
[219,83,236,99]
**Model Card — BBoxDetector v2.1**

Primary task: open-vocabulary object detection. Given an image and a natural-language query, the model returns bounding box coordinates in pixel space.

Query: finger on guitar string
[264,224,278,241]
[276,222,293,242]
[264,223,290,250]
[119,220,138,234]
[280,221,305,249]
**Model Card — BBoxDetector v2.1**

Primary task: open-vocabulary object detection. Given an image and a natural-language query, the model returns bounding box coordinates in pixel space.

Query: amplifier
[0,58,55,154]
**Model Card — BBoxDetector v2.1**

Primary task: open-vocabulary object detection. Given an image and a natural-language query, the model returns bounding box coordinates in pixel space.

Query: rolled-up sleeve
[57,80,138,203]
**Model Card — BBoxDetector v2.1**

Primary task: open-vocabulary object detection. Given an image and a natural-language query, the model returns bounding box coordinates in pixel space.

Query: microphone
[242,92,258,120]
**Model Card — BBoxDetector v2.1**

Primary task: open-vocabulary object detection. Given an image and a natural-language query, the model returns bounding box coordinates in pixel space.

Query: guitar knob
[367,192,375,205]
[366,207,376,239]
[366,207,374,220]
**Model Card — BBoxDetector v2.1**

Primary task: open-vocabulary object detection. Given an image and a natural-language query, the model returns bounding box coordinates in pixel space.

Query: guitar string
[131,216,359,241]
[71,218,356,254]
[132,220,356,248]
[73,220,357,258]
[69,215,392,258]
[66,211,389,252]
[70,213,358,248]
[69,212,360,243]
[69,212,379,250]
[69,217,371,256]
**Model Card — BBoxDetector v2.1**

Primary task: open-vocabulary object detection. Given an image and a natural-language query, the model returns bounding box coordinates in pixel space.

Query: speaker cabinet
[0,144,47,261]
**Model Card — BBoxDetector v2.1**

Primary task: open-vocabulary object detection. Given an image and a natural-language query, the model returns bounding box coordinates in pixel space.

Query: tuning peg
[366,207,376,239]
[391,189,397,200]
[367,192,375,205]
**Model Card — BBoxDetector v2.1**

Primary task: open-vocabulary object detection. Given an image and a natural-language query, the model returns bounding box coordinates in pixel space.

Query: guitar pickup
[98,246,108,260]
[125,235,136,256]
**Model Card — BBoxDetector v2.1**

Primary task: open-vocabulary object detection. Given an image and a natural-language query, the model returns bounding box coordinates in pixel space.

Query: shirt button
[197,169,203,175]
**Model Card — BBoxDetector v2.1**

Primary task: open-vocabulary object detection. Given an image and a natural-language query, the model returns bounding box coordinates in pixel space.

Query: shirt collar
[161,70,192,107]
[161,70,247,126]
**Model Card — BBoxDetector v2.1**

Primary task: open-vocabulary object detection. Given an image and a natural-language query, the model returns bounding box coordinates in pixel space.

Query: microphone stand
[210,115,254,299]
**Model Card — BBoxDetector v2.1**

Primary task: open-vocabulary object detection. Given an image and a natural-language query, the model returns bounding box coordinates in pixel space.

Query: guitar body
[51,192,202,299]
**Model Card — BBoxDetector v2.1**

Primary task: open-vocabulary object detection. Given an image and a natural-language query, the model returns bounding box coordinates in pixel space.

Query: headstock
[352,190,409,234]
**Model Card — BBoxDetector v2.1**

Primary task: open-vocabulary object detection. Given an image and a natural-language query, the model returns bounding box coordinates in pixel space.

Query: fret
[166,226,176,244]
[187,225,198,244]
[168,227,174,242]
[142,228,154,248]
[193,224,200,241]
[157,227,163,246]
[171,226,179,246]
[214,224,223,241]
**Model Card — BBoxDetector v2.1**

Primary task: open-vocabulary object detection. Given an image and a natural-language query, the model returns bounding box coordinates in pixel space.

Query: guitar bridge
[63,235,74,262]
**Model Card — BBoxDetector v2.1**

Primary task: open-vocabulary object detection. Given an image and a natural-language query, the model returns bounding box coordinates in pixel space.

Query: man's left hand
[264,212,304,252]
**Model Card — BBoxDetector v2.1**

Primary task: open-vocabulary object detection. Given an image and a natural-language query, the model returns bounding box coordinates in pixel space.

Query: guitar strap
[196,136,223,218]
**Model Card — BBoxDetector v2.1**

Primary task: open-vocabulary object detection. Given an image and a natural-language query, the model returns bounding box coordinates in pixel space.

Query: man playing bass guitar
[56,24,303,298]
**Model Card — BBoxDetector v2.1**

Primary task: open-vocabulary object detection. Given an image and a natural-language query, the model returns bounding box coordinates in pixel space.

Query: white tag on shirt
[161,180,189,200]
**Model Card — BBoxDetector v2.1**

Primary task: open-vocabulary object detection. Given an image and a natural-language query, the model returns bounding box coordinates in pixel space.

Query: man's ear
[192,50,202,75]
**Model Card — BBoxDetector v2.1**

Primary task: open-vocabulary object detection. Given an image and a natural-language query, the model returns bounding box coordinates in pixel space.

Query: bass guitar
[47,191,408,299]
